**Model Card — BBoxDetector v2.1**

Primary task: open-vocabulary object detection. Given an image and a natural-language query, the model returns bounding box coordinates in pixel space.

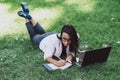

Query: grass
[0,0,120,80]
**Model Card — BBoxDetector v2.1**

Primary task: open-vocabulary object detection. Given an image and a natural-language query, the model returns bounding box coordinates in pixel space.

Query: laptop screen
[82,46,112,67]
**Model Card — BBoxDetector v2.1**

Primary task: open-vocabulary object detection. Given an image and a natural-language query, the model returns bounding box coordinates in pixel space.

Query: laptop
[75,46,112,67]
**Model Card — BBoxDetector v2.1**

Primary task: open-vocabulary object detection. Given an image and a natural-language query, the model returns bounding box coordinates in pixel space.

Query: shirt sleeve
[43,43,55,60]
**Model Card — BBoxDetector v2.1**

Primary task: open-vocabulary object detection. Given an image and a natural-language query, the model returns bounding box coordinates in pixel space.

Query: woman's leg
[26,18,56,47]
[25,19,37,41]
[25,18,46,47]
[25,20,42,47]
[18,9,46,35]
[17,2,46,47]
[18,14,46,47]
[29,18,46,34]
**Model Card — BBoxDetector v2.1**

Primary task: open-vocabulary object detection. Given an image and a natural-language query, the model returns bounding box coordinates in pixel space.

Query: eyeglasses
[62,37,71,43]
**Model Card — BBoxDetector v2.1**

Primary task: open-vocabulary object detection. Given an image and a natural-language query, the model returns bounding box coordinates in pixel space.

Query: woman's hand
[56,60,66,67]
[46,57,66,67]
[66,54,73,63]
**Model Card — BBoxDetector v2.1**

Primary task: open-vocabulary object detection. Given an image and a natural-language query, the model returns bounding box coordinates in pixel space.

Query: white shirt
[39,34,73,60]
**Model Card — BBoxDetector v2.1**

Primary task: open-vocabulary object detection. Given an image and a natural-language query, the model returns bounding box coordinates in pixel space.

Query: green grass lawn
[0,0,120,80]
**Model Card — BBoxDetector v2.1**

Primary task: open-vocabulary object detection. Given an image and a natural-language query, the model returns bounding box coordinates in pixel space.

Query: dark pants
[25,22,56,47]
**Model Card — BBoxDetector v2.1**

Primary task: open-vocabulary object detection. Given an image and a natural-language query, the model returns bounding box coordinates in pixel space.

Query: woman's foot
[17,11,32,19]
[21,2,29,13]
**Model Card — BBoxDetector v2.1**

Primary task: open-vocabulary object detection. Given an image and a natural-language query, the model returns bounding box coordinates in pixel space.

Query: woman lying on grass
[17,2,79,67]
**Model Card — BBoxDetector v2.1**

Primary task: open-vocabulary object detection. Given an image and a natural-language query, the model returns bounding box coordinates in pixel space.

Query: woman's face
[61,32,71,47]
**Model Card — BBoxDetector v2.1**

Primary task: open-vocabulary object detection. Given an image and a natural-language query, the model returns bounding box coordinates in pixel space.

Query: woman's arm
[46,57,66,67]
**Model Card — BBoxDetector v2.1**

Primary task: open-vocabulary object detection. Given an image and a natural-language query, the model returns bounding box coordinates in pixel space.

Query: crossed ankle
[18,11,32,19]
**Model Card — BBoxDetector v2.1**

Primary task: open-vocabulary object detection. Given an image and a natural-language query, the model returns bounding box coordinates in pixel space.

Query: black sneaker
[21,2,29,13]
[17,11,32,19]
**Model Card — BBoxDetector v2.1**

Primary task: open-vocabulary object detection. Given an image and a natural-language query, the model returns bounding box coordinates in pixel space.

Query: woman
[17,2,79,67]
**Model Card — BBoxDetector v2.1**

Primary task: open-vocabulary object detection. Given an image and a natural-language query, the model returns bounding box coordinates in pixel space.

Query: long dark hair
[60,24,79,53]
